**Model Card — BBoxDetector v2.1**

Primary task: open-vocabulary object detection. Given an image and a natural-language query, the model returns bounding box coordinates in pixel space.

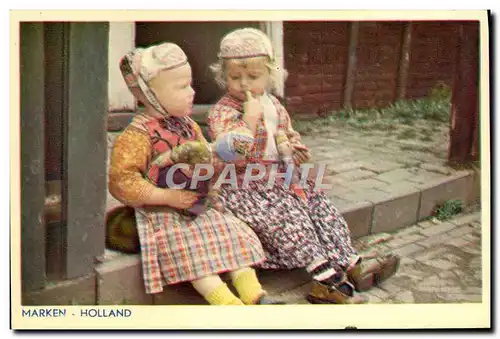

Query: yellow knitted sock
[230,268,266,305]
[204,283,245,305]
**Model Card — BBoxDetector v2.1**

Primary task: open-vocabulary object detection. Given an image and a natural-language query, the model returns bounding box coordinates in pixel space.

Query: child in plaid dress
[108,42,283,305]
[207,28,400,304]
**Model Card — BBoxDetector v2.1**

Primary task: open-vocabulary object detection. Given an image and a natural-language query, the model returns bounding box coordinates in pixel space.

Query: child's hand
[152,150,174,168]
[243,90,263,120]
[208,191,226,213]
[164,189,199,209]
[292,144,311,165]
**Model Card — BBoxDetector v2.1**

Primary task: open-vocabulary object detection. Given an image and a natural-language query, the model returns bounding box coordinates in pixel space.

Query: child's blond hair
[210,27,288,94]
[210,57,288,94]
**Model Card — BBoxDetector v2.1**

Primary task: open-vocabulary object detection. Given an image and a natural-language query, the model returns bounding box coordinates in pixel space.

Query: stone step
[95,250,311,305]
[22,250,310,306]
[334,169,478,237]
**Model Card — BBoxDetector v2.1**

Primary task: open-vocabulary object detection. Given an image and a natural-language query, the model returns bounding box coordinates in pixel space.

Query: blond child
[108,42,283,305]
[207,28,400,304]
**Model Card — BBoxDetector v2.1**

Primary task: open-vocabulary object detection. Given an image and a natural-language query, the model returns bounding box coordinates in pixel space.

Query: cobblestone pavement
[300,123,478,211]
[277,205,483,304]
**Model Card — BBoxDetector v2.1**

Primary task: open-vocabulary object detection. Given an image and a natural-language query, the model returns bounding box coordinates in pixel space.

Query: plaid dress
[134,206,265,294]
[110,113,265,294]
[207,94,358,270]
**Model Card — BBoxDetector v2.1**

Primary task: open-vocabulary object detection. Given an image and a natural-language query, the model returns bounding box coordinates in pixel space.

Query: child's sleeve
[206,106,255,164]
[272,97,307,149]
[207,104,253,141]
[108,128,157,207]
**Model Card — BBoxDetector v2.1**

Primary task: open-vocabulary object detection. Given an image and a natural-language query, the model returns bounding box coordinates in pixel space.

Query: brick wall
[406,22,460,99]
[352,22,404,109]
[283,21,467,116]
[284,22,349,115]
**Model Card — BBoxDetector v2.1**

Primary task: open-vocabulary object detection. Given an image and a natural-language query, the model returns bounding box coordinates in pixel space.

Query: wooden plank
[44,180,64,281]
[448,22,479,166]
[62,23,109,279]
[20,22,46,293]
[471,110,480,162]
[342,21,360,108]
[43,23,66,280]
[107,104,213,132]
[44,23,65,182]
[396,22,412,100]
[107,112,135,132]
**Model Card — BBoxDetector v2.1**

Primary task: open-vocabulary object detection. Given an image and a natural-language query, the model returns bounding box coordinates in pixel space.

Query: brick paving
[276,207,482,304]
[300,123,473,210]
